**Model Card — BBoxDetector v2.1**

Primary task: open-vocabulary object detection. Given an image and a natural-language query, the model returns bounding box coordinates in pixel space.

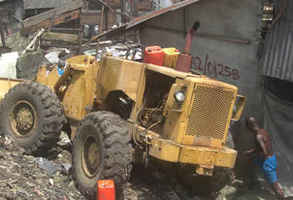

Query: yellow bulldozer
[0,23,245,199]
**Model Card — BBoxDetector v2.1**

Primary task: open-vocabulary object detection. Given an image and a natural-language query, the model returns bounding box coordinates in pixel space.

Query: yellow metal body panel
[62,70,86,120]
[36,66,60,89]
[61,55,98,120]
[161,79,194,142]
[145,73,238,149]
[134,125,237,168]
[232,95,246,121]
[129,59,241,171]
[96,56,144,102]
[145,63,201,79]
[0,78,22,101]
[36,55,99,120]
[179,145,237,168]
[181,78,237,148]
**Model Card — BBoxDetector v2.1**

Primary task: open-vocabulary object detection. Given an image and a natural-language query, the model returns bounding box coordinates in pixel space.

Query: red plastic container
[97,180,115,200]
[143,46,164,66]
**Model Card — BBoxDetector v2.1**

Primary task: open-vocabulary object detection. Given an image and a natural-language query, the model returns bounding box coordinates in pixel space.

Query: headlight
[174,91,185,104]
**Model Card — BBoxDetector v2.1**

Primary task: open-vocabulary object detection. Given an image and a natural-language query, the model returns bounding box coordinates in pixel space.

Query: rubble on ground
[4,32,32,53]
[0,133,86,200]
[82,40,142,61]
[0,131,282,200]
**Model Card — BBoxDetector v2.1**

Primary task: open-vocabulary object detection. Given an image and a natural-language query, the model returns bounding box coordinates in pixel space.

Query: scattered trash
[0,51,19,79]
[83,41,142,61]
[61,163,72,175]
[0,140,86,199]
[49,178,54,186]
[4,136,12,146]
[35,157,62,176]
[58,132,71,146]
[45,48,70,64]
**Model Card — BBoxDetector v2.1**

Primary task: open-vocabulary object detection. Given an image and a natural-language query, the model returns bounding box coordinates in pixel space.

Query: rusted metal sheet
[80,10,116,26]
[40,32,80,49]
[92,0,115,13]
[21,0,84,34]
[41,32,79,43]
[262,0,293,82]
[127,0,199,29]
[24,0,74,9]
[135,0,152,11]
[106,0,121,9]
[83,24,127,46]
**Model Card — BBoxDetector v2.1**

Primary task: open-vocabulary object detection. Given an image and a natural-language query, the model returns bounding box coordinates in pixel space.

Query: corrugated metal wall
[262,0,293,81]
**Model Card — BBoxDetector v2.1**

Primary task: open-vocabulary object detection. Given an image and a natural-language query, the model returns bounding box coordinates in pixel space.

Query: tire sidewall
[72,117,105,193]
[1,85,46,147]
[72,112,133,199]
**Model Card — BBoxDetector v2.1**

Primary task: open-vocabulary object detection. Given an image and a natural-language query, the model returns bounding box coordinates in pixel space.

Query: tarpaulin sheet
[264,90,293,196]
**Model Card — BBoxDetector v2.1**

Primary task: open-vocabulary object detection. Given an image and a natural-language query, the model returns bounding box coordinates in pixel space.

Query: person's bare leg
[273,182,285,199]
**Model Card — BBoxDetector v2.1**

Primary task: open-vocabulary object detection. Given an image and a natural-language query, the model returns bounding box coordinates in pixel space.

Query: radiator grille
[186,85,234,140]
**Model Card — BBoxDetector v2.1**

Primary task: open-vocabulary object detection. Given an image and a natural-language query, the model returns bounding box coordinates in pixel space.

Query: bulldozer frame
[35,55,245,174]
[0,53,245,199]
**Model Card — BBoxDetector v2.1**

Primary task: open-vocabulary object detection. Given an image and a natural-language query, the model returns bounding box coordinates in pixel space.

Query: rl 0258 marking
[192,54,240,81]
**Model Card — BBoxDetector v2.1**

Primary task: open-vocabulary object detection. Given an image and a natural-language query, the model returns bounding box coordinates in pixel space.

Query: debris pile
[83,40,142,61]
[0,132,192,200]
[0,131,281,200]
[1,0,145,81]
[0,133,86,200]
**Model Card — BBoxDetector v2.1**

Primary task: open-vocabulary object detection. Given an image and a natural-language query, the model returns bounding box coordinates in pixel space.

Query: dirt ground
[0,132,285,200]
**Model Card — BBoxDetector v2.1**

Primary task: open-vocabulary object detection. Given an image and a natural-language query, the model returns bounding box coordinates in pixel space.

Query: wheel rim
[9,100,37,137]
[82,135,101,178]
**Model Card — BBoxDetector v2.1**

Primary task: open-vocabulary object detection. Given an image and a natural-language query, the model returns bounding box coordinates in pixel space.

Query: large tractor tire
[72,111,133,200]
[0,81,66,154]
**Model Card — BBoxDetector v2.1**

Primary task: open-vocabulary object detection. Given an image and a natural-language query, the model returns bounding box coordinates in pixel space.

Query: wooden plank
[22,0,84,34]
[41,32,79,44]
[80,11,116,25]
[92,0,115,13]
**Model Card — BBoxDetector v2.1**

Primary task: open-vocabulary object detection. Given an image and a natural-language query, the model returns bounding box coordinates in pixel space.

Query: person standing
[0,19,8,48]
[245,116,285,199]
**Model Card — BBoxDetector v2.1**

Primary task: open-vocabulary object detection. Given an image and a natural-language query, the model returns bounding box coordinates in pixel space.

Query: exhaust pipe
[175,21,200,72]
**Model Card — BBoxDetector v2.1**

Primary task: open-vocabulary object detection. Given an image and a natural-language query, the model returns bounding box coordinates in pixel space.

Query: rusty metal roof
[24,0,75,9]
[126,0,199,29]
[262,0,293,82]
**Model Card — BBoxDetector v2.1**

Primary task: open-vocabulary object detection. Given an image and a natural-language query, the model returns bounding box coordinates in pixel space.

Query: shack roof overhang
[86,0,200,42]
[126,0,199,29]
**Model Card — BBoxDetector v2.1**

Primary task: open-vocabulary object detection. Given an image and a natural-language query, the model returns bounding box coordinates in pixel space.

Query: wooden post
[120,0,126,23]
[0,25,6,48]
[104,8,108,30]
[78,8,83,54]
